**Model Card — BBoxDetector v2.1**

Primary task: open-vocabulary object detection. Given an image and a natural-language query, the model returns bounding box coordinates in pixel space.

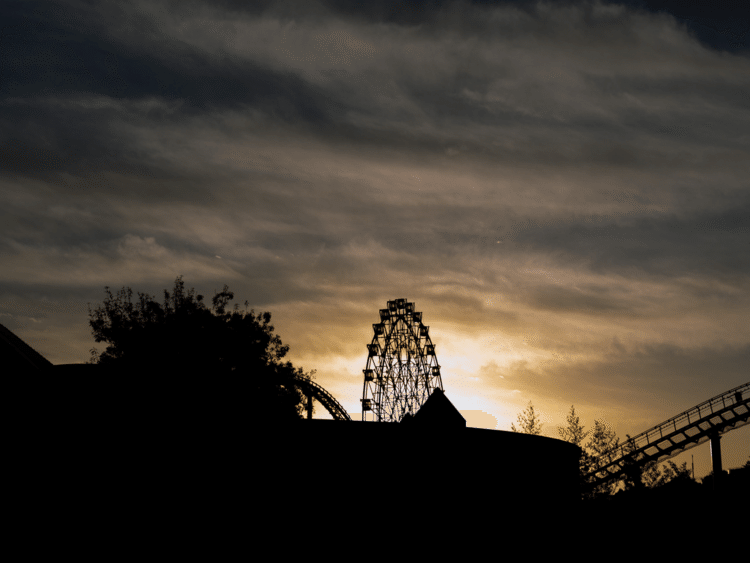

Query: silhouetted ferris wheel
[361,299,443,422]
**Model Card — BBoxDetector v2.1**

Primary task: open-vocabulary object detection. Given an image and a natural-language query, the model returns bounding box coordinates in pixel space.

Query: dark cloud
[0,100,153,178]
[527,284,632,315]
[262,0,750,55]
[3,0,748,189]
[1,1,350,132]
[504,204,750,279]
[500,204,748,276]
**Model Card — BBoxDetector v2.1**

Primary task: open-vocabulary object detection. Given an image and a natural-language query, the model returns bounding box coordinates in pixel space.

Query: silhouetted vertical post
[307,393,313,420]
[709,432,722,491]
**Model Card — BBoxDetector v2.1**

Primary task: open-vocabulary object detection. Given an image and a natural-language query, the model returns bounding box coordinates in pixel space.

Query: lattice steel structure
[361,299,443,422]
[585,381,749,493]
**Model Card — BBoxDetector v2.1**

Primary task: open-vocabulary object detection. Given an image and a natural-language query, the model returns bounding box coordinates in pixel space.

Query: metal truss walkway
[295,378,352,421]
[586,382,749,491]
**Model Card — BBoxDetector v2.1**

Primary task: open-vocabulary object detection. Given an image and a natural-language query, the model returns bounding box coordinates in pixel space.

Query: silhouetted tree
[640,459,662,488]
[511,401,543,435]
[585,420,620,498]
[558,405,590,487]
[88,276,309,419]
[655,460,692,486]
[564,409,700,501]
[558,405,588,447]
[621,435,694,492]
[621,434,653,491]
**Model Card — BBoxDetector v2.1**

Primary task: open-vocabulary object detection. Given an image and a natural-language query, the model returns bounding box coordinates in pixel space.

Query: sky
[2,0,748,477]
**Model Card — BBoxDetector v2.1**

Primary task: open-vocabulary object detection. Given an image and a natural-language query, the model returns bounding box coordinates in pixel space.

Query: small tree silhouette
[558,405,588,446]
[585,420,620,498]
[558,405,590,489]
[511,401,543,435]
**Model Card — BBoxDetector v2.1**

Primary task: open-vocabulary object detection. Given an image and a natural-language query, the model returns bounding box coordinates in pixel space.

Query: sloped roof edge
[0,323,53,370]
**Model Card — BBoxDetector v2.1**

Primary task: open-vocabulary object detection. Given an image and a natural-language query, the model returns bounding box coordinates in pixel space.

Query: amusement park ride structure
[360,299,444,422]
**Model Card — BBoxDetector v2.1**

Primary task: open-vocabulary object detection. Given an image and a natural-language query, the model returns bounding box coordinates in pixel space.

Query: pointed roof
[0,323,53,372]
[405,388,466,429]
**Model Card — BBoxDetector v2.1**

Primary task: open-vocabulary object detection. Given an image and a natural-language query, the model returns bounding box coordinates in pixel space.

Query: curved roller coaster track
[586,382,750,491]
[294,377,352,421]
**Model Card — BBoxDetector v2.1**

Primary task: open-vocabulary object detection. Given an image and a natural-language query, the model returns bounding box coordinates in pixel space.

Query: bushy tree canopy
[623,435,693,491]
[88,277,308,419]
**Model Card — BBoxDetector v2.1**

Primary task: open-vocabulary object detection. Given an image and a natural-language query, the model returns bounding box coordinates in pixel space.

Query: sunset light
[2,0,748,488]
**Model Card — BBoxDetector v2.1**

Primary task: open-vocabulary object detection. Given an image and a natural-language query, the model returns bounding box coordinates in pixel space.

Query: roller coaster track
[295,378,352,421]
[586,382,750,491]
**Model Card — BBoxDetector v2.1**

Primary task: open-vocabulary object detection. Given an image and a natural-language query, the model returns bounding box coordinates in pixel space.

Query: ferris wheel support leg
[709,432,723,492]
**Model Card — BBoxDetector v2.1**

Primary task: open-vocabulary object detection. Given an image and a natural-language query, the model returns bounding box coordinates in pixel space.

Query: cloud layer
[1,0,748,469]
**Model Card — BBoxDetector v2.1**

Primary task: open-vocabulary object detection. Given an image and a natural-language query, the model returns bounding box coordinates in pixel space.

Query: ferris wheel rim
[361,299,443,422]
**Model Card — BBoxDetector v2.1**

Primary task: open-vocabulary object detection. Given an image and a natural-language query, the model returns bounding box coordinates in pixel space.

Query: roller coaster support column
[306,392,313,420]
[710,431,722,491]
